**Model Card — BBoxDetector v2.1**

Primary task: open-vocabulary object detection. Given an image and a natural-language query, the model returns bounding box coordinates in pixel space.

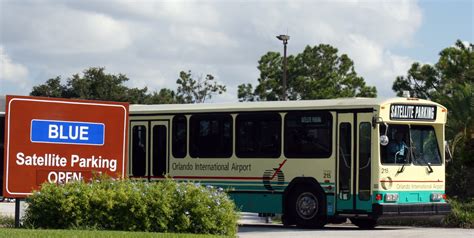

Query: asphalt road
[2,203,472,238]
[238,224,473,238]
[0,202,15,217]
[237,213,473,238]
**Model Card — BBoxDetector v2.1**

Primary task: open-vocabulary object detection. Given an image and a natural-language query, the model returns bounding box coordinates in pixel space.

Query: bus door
[336,113,354,212]
[150,120,168,179]
[336,112,373,213]
[130,121,149,179]
[355,113,373,212]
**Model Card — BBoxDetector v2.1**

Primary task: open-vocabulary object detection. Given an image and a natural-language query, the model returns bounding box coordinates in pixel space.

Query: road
[238,213,473,238]
[1,203,472,237]
[238,224,473,238]
[0,202,15,217]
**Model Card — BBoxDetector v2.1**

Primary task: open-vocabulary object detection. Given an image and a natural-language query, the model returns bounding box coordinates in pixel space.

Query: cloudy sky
[0,0,472,101]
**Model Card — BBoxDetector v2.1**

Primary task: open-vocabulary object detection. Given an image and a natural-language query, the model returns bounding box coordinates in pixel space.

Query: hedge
[23,178,238,236]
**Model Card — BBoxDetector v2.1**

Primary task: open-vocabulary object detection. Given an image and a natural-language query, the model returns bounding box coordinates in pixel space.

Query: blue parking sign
[30,119,105,145]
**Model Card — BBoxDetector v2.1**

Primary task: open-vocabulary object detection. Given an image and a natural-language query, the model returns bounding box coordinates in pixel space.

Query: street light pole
[276,34,290,100]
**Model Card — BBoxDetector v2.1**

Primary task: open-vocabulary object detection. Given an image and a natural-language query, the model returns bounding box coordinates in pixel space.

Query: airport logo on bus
[30,119,105,146]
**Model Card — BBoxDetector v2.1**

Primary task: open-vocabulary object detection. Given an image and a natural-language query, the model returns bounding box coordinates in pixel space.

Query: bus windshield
[380,124,441,165]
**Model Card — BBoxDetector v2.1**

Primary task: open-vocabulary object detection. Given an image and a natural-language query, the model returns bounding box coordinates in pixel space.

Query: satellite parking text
[15,152,118,183]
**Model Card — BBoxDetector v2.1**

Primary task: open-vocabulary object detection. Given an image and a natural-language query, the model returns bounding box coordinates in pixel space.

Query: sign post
[3,95,129,199]
[14,199,20,228]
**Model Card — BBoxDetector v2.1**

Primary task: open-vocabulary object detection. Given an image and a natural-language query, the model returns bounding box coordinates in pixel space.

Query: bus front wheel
[288,186,326,228]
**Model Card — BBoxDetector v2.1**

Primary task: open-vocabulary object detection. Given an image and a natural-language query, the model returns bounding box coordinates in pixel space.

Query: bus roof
[130,97,445,114]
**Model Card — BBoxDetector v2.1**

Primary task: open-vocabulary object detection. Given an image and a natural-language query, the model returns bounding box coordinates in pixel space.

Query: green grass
[0,228,231,238]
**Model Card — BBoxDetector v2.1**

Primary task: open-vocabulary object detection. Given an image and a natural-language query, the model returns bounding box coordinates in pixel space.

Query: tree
[145,88,179,104]
[237,83,254,102]
[126,87,151,104]
[393,40,474,197]
[65,67,129,101]
[393,40,473,100]
[392,40,473,158]
[30,67,226,105]
[438,83,473,159]
[176,70,226,103]
[238,44,377,101]
[31,77,66,98]
[30,67,172,104]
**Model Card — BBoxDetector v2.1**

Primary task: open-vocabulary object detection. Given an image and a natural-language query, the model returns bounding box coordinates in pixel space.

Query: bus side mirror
[445,140,453,163]
[380,135,389,146]
[373,116,389,145]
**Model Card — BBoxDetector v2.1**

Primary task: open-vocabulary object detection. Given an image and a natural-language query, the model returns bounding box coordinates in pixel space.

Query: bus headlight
[384,193,399,202]
[430,193,444,201]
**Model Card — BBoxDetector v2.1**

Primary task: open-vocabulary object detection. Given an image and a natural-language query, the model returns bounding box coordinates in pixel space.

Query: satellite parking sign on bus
[3,95,129,198]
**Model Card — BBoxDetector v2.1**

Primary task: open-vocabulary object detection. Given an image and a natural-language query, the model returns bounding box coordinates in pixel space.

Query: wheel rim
[296,192,318,220]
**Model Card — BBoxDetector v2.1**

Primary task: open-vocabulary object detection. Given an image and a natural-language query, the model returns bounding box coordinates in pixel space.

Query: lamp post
[276,34,290,100]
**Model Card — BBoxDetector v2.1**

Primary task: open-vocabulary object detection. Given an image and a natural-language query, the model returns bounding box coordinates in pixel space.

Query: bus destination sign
[390,104,437,121]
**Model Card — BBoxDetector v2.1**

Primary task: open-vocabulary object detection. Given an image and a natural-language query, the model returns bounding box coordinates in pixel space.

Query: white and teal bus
[128,97,450,228]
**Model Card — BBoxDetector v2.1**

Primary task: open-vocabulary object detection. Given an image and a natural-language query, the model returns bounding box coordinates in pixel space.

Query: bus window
[381,124,441,165]
[358,122,371,201]
[132,125,147,176]
[410,125,441,165]
[380,125,408,164]
[190,114,232,158]
[172,115,187,158]
[236,112,281,158]
[381,124,433,165]
[284,111,332,158]
[152,125,167,176]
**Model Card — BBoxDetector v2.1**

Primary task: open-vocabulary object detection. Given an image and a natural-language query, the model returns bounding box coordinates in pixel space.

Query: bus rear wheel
[350,218,378,229]
[288,186,326,228]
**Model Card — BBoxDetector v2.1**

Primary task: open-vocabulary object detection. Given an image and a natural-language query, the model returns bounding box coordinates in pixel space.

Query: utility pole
[276,34,290,100]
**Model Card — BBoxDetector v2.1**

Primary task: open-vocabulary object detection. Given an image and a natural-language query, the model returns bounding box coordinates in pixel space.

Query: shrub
[23,178,238,236]
[0,215,15,228]
[443,198,474,228]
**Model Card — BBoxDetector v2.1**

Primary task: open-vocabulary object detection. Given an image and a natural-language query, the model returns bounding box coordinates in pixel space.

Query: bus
[128,97,451,228]
[0,96,451,227]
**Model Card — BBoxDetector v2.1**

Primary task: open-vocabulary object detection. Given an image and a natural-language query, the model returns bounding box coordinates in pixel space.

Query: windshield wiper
[411,149,434,173]
[397,163,406,173]
[417,153,434,173]
[396,149,409,174]
[426,162,434,173]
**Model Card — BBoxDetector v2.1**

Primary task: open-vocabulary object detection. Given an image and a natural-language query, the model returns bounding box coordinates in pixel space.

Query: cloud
[0,46,29,83]
[340,35,415,97]
[1,1,131,54]
[0,46,30,95]
[344,34,384,71]
[1,0,425,99]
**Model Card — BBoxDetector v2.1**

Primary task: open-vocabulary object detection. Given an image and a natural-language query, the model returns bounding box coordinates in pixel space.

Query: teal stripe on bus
[176,179,335,186]
[373,190,446,204]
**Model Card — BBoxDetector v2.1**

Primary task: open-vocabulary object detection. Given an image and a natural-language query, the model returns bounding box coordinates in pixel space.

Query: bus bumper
[373,203,451,217]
